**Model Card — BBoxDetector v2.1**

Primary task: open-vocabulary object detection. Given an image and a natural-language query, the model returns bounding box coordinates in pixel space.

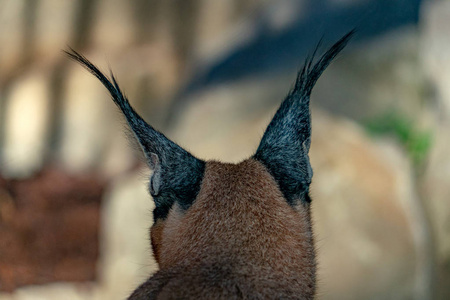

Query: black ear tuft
[254,31,353,205]
[65,49,205,220]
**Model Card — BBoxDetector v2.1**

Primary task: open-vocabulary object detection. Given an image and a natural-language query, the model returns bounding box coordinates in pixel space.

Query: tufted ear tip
[254,32,353,205]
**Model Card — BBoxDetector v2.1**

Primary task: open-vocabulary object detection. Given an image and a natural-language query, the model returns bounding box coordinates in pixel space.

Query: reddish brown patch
[0,167,106,292]
[150,219,165,264]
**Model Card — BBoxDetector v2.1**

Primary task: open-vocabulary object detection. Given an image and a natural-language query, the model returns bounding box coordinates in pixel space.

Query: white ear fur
[150,153,161,196]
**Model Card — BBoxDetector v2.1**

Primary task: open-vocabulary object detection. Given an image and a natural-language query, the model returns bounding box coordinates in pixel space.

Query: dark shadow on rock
[165,0,421,128]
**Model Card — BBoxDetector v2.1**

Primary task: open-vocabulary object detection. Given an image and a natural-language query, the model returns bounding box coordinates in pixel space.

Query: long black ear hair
[65,50,205,221]
[254,31,354,205]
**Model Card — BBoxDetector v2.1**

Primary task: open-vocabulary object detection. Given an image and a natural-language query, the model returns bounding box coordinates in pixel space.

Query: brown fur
[131,159,315,299]
[150,220,165,263]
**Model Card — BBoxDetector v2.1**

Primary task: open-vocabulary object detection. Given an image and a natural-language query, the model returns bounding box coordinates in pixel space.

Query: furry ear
[254,31,354,205]
[65,50,205,220]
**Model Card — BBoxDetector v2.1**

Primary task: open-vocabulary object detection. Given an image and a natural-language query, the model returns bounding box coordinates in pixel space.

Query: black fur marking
[65,49,205,221]
[254,31,354,205]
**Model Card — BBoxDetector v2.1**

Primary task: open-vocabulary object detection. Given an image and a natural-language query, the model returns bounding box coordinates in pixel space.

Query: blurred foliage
[365,111,432,166]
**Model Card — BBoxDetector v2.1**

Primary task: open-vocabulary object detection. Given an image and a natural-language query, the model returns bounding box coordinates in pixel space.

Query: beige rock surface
[311,114,421,299]
[421,1,450,298]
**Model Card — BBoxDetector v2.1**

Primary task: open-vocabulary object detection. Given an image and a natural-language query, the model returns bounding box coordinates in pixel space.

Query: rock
[420,127,450,299]
[96,170,157,300]
[313,27,427,124]
[420,1,450,298]
[310,112,428,300]
[421,0,450,117]
[171,77,290,162]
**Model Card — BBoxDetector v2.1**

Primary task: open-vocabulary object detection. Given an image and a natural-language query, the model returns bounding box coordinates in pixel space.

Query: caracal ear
[65,50,205,221]
[254,31,354,205]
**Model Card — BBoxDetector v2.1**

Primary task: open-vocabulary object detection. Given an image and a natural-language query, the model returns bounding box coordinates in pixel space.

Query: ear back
[254,32,354,205]
[65,50,205,220]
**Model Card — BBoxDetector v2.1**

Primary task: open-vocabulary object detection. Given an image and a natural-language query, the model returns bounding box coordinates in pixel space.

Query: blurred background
[0,0,449,299]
